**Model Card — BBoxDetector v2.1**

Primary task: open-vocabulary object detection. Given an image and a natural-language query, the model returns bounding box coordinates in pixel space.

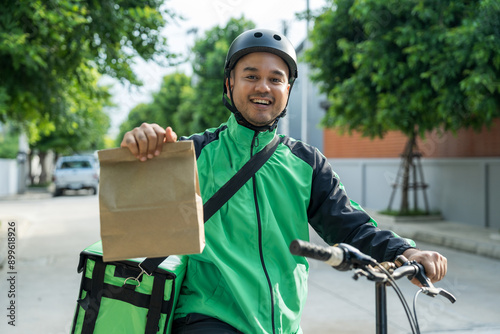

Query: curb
[0,189,52,201]
[370,211,500,261]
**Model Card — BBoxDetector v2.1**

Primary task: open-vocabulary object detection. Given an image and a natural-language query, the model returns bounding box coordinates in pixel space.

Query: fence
[0,159,18,197]
[329,157,500,229]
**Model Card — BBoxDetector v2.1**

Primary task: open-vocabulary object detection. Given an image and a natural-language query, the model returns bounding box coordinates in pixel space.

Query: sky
[105,0,327,137]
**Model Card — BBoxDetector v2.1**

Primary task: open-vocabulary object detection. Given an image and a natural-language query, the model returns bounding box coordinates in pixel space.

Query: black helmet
[223,29,298,131]
[224,29,298,84]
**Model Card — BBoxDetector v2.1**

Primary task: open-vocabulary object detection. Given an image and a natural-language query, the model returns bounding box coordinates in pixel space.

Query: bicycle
[289,240,456,334]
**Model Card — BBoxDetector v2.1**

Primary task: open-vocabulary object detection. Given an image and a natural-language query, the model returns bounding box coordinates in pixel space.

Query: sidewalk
[369,210,500,261]
[0,187,53,201]
[0,188,53,270]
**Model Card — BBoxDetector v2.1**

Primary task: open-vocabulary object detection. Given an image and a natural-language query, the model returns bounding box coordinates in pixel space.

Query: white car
[52,155,99,196]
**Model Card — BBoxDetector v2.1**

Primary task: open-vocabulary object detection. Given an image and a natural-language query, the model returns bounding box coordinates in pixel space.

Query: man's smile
[250,97,272,106]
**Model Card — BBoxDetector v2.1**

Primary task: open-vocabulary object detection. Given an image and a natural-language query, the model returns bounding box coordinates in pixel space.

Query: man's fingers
[165,127,178,143]
[120,123,167,161]
[403,249,448,285]
[138,123,158,159]
[120,131,141,157]
[436,254,447,282]
[423,252,447,283]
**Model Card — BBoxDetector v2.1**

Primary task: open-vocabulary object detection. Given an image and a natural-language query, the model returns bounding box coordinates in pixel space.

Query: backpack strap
[140,135,280,275]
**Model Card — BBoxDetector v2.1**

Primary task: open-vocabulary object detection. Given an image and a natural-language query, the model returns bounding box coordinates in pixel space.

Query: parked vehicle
[52,155,99,196]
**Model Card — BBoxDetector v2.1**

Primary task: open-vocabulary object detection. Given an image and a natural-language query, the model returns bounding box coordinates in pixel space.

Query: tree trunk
[28,150,35,186]
[38,151,48,185]
[399,130,417,214]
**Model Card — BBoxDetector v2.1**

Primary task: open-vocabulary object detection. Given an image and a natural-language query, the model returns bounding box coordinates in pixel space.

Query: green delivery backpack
[70,241,187,334]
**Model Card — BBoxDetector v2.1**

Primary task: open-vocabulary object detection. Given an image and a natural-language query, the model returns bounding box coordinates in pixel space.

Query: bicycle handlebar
[289,239,377,271]
[290,239,456,304]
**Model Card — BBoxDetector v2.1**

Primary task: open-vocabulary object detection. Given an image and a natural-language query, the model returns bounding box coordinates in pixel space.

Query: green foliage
[306,0,500,139]
[0,0,176,139]
[115,17,255,141]
[29,66,112,155]
[379,209,441,217]
[154,72,193,131]
[115,72,191,145]
[32,90,112,155]
[0,124,19,159]
[178,17,255,135]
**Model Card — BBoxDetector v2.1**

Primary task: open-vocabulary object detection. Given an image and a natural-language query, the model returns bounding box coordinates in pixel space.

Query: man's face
[227,52,290,128]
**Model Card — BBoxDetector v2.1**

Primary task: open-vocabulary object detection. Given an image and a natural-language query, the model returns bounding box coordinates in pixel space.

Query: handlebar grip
[289,239,344,267]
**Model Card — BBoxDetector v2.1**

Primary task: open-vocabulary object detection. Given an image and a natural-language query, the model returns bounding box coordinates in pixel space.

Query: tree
[115,72,191,145]
[0,124,19,159]
[153,72,192,133]
[115,17,256,140]
[30,71,112,184]
[306,0,500,213]
[0,0,176,139]
[178,17,255,134]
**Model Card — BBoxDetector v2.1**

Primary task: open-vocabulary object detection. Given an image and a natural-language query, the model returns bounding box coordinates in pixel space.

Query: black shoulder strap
[203,134,279,222]
[140,135,280,275]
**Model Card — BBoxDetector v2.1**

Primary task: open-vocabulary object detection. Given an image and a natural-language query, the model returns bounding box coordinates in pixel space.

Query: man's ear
[225,78,230,98]
[225,77,233,99]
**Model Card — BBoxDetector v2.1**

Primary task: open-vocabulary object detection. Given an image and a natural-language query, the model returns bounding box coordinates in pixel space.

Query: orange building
[323,119,500,159]
[321,119,500,229]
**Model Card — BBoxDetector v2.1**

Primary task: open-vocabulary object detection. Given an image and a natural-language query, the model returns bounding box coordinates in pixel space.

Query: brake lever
[395,255,457,304]
[411,262,433,287]
[420,286,457,303]
[438,289,457,303]
[395,256,434,287]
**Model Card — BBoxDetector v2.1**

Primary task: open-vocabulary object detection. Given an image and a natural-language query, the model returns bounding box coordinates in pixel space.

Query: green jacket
[175,114,414,333]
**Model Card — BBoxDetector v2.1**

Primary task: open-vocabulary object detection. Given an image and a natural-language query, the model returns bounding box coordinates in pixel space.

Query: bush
[0,128,18,159]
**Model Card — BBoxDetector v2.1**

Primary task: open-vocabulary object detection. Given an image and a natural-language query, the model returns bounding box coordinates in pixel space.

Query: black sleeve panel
[179,125,228,159]
[283,137,413,262]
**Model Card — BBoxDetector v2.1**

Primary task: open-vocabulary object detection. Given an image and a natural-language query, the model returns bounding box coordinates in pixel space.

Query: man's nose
[255,79,271,92]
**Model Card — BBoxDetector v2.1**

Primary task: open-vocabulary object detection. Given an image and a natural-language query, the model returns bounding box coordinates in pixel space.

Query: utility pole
[301,0,310,143]
[17,131,29,194]
[281,20,290,136]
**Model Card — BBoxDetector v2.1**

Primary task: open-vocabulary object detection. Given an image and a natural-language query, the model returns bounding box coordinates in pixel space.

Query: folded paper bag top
[97,140,205,262]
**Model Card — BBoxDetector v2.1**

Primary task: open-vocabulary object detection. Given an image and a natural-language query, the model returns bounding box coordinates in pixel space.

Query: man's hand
[120,123,178,161]
[402,248,447,286]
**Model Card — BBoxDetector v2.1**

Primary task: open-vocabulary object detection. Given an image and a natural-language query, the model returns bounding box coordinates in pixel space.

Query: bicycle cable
[374,263,419,334]
[413,289,424,334]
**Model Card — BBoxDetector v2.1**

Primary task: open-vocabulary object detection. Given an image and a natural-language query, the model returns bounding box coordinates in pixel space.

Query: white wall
[329,158,500,229]
[0,159,18,197]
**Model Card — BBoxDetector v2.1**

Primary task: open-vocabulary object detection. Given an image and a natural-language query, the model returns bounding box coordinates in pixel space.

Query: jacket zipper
[251,132,276,334]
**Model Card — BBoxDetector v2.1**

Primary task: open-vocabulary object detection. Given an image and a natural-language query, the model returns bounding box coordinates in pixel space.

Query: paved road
[302,241,500,333]
[0,195,499,333]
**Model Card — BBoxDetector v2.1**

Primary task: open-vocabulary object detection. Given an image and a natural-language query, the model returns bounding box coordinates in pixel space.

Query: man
[121,29,447,334]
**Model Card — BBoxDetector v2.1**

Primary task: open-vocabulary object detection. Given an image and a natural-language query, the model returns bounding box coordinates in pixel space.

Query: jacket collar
[227,114,277,153]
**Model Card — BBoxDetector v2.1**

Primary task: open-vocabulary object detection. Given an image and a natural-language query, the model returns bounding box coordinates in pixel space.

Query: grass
[378,209,442,217]
[28,182,51,188]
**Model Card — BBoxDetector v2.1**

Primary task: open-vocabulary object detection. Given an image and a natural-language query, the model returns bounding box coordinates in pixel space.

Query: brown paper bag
[97,141,204,262]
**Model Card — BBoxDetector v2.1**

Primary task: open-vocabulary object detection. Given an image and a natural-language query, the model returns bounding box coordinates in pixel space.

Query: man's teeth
[252,99,270,105]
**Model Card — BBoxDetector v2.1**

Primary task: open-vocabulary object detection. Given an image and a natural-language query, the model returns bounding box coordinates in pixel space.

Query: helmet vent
[273,34,282,41]
[254,32,263,38]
